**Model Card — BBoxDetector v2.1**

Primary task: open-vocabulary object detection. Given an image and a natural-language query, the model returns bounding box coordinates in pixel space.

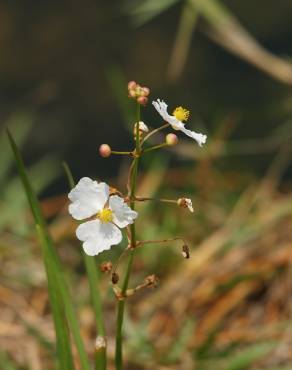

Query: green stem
[111,151,132,155]
[143,143,168,153]
[141,123,169,145]
[115,104,141,370]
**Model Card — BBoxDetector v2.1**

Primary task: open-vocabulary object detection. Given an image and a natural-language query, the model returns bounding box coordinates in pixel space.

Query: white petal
[76,219,122,256]
[186,199,194,213]
[68,177,109,220]
[180,126,207,146]
[137,121,149,133]
[109,195,138,228]
[152,99,172,123]
[99,222,123,246]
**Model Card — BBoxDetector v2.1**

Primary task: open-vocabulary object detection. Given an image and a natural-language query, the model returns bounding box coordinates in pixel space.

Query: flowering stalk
[115,103,141,370]
[67,81,207,369]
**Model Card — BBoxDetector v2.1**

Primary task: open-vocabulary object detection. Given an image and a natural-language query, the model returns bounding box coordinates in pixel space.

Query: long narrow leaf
[36,225,75,370]
[7,129,90,370]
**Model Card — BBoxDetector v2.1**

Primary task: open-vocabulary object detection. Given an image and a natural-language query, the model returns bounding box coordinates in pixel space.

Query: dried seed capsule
[182,244,190,259]
[111,272,119,284]
[100,261,113,273]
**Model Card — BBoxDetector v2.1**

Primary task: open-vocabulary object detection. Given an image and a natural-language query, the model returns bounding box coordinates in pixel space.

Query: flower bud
[99,144,111,158]
[177,198,194,212]
[137,96,148,105]
[127,81,137,90]
[100,261,113,273]
[140,87,150,97]
[134,121,149,136]
[128,89,137,98]
[166,133,178,146]
[182,244,190,259]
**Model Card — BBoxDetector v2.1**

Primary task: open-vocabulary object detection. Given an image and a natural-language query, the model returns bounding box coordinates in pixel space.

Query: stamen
[173,106,190,122]
[97,208,113,223]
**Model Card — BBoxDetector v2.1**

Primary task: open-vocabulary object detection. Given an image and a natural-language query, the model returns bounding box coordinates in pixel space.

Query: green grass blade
[222,342,277,370]
[190,0,292,84]
[105,65,135,129]
[63,161,107,370]
[7,129,90,370]
[36,225,75,370]
[167,0,198,81]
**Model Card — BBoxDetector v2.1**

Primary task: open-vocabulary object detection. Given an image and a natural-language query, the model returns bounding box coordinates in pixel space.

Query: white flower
[152,99,207,146]
[68,177,138,256]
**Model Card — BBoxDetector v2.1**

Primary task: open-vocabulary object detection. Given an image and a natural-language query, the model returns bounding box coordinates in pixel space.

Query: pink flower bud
[127,81,137,90]
[137,96,148,105]
[99,144,111,158]
[140,87,150,97]
[166,133,178,146]
[128,89,137,98]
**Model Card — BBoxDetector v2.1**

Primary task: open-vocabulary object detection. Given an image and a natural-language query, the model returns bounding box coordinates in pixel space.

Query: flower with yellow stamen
[68,177,138,256]
[152,99,207,146]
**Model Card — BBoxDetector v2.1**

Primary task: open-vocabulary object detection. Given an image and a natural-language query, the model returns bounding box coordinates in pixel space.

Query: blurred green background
[1,1,292,369]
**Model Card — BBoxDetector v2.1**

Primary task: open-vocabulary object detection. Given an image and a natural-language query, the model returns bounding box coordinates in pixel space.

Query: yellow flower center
[97,208,113,223]
[173,106,190,122]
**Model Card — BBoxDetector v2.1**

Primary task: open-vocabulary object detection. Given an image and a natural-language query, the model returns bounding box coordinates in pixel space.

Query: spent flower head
[152,99,207,146]
[177,198,194,212]
[68,177,137,255]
